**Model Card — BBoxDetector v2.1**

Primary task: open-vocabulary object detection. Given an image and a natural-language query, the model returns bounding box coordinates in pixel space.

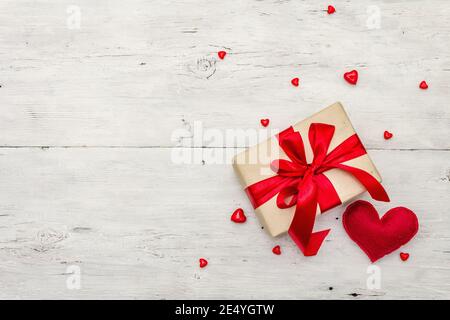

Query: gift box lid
[233,102,382,237]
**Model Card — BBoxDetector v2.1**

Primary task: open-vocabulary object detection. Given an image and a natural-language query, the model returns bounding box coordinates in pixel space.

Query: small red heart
[272,245,281,255]
[291,77,299,87]
[218,51,227,60]
[327,5,336,14]
[384,130,393,140]
[231,208,247,223]
[343,200,419,262]
[199,258,208,268]
[260,119,270,127]
[419,81,428,90]
[400,252,410,261]
[344,70,358,85]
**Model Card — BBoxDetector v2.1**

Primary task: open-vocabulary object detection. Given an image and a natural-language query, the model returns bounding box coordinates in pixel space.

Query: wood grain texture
[0,148,449,299]
[0,0,449,299]
[0,0,449,149]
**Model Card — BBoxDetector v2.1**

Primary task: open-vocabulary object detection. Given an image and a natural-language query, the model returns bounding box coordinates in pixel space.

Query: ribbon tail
[287,176,330,256]
[289,227,330,256]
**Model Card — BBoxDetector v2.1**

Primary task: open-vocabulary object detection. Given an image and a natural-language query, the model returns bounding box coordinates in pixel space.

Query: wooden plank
[0,148,448,299]
[0,0,449,149]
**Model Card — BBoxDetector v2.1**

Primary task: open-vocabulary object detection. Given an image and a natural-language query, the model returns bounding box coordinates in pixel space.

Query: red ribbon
[245,123,390,256]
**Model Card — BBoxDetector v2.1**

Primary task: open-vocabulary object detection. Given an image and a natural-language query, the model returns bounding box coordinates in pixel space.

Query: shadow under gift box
[232,102,382,237]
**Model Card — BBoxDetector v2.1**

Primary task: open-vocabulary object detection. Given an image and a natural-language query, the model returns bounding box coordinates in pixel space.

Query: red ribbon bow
[245,123,389,256]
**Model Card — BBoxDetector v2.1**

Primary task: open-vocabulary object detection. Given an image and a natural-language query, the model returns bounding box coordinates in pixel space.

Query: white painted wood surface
[0,0,449,299]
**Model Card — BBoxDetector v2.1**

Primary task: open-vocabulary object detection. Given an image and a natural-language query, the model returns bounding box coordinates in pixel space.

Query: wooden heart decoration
[343,200,419,262]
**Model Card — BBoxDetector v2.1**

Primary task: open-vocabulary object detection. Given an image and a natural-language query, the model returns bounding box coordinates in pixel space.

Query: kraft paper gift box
[232,102,383,238]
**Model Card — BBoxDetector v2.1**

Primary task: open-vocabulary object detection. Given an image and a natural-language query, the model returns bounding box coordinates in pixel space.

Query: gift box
[233,102,389,256]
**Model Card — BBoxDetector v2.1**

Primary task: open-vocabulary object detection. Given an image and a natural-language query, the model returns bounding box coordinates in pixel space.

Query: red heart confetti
[272,245,281,255]
[231,208,247,223]
[344,70,358,85]
[218,51,227,60]
[291,77,299,87]
[343,200,419,262]
[199,258,208,268]
[384,130,393,140]
[400,252,410,261]
[260,119,270,127]
[419,81,428,90]
[327,5,336,14]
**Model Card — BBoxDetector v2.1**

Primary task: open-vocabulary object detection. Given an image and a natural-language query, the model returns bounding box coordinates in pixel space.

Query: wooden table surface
[0,0,449,299]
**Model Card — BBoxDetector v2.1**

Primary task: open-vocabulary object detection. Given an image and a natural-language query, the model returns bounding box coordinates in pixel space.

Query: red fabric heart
[400,252,410,261]
[260,119,270,127]
[291,77,299,87]
[218,51,227,60]
[419,81,428,90]
[199,258,208,268]
[343,200,419,262]
[344,70,358,85]
[272,245,281,255]
[327,5,336,14]
[231,208,247,223]
[384,130,393,140]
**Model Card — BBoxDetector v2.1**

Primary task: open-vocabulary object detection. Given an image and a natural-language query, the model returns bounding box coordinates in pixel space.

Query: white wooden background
[0,0,449,300]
